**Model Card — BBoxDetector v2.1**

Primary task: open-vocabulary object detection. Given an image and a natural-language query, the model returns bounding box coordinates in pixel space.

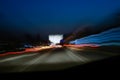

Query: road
[0,47,118,73]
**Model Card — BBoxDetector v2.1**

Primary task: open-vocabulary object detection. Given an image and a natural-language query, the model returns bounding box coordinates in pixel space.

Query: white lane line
[65,49,89,62]
[44,52,70,63]
[0,53,38,63]
[19,49,54,72]
[26,53,50,64]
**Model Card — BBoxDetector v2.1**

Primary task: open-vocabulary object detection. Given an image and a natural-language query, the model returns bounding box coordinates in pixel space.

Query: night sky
[0,0,120,40]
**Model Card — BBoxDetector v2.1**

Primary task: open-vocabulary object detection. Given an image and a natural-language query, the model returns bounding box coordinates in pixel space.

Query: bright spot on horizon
[49,34,63,44]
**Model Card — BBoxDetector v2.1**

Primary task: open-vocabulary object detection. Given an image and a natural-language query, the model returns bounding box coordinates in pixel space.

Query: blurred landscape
[0,0,120,74]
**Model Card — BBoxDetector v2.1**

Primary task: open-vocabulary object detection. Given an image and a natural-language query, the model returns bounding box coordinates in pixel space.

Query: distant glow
[49,34,63,44]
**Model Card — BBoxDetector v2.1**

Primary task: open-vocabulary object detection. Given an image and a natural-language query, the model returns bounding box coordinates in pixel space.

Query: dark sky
[0,0,120,40]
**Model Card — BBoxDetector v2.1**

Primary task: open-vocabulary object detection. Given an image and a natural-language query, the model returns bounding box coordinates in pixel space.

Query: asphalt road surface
[0,47,119,73]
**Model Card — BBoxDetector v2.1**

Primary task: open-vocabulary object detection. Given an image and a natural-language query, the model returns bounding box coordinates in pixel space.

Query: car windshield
[0,0,120,73]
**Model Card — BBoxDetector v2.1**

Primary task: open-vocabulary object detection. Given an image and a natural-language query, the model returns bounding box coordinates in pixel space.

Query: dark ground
[0,46,120,79]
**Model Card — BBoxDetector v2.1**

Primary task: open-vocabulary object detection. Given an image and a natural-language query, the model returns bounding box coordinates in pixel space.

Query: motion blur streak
[64,44,100,48]
[70,27,120,46]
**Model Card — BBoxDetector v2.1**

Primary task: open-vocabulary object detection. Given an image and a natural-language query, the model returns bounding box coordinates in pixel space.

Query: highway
[0,47,118,73]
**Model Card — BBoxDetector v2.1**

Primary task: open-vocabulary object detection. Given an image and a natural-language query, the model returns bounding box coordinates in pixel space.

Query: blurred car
[0,47,6,54]
[10,47,25,52]
[24,44,34,48]
[0,44,25,52]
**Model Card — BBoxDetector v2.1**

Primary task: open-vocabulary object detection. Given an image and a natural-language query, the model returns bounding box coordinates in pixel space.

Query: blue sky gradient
[0,0,120,38]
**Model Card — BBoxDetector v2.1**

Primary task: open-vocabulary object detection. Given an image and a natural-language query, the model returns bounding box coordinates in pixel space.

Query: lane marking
[65,48,89,62]
[0,53,38,63]
[19,49,55,72]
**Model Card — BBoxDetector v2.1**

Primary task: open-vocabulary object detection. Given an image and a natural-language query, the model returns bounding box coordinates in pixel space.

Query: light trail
[70,27,120,46]
[64,44,99,48]
[0,46,54,57]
